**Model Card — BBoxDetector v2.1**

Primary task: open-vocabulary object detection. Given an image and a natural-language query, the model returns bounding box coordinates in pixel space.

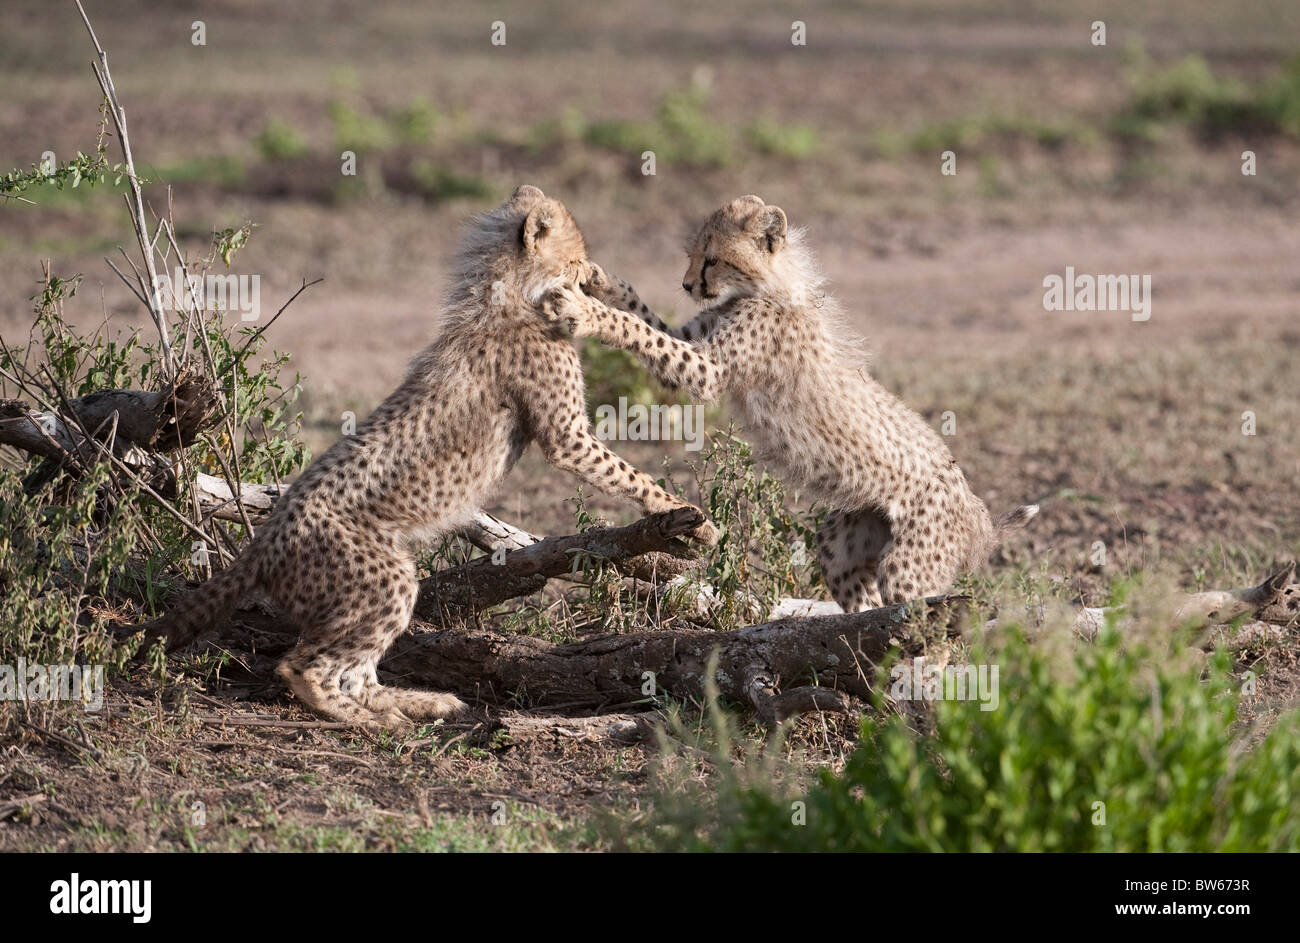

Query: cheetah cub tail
[994,504,1039,534]
[130,551,261,651]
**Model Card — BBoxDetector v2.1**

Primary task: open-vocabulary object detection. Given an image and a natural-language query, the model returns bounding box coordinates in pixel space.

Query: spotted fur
[140,185,716,730]
[548,195,1036,612]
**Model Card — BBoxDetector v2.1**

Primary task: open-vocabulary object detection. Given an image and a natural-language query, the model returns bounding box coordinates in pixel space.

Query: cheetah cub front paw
[540,283,596,338]
[578,260,613,302]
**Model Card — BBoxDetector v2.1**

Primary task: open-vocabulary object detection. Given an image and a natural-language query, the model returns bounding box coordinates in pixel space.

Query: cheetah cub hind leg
[274,547,466,731]
[817,508,892,613]
[276,654,398,731]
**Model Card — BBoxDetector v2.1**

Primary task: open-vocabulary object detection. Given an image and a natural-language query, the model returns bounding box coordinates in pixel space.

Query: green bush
[407,159,492,202]
[1127,55,1244,124]
[584,78,734,168]
[1258,55,1300,137]
[1116,52,1300,141]
[656,83,732,167]
[388,98,438,145]
[686,430,821,626]
[328,98,395,153]
[745,117,818,159]
[254,118,308,161]
[641,620,1300,851]
[0,244,310,674]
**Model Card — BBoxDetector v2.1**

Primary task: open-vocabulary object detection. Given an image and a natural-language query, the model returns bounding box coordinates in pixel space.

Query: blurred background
[2,0,1298,582]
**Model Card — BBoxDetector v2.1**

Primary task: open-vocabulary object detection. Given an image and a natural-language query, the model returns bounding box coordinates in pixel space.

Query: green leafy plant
[637,615,1300,851]
[254,118,308,161]
[682,429,822,628]
[0,103,127,202]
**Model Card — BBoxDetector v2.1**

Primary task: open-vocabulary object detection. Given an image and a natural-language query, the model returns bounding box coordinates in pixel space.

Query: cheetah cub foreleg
[542,273,723,403]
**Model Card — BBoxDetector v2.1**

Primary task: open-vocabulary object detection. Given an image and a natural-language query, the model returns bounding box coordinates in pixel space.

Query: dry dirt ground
[0,0,1297,850]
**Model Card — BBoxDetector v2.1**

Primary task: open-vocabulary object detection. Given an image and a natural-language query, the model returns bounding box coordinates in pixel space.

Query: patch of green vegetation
[11,233,125,255]
[154,155,246,187]
[907,113,1096,155]
[388,98,438,145]
[637,605,1300,851]
[584,77,734,168]
[871,128,908,159]
[527,105,588,152]
[408,158,492,202]
[745,117,819,159]
[1116,50,1300,141]
[579,337,684,415]
[323,95,443,157]
[9,785,596,852]
[254,118,308,161]
[0,220,309,677]
[328,98,396,154]
[686,429,823,626]
[655,82,733,167]
[582,114,656,154]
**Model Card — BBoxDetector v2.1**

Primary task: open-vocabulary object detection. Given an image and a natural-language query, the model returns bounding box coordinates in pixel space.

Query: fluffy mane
[439,198,527,330]
[777,226,870,371]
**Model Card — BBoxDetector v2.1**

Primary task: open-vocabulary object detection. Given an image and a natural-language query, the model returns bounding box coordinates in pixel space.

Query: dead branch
[1017,561,1298,641]
[741,665,855,724]
[416,506,707,619]
[0,371,220,469]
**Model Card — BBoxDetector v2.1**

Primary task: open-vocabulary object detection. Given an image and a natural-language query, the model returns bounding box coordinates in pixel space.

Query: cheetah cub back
[548,195,1036,612]
[138,185,716,730]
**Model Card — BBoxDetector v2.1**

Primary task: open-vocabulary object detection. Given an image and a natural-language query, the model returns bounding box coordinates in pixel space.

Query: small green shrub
[1116,52,1300,141]
[1129,55,1236,122]
[328,98,395,153]
[156,155,245,187]
[389,98,438,145]
[584,77,733,168]
[254,118,308,161]
[408,159,492,202]
[745,117,818,158]
[1,235,310,673]
[685,430,821,627]
[640,619,1300,851]
[656,83,732,167]
[1256,55,1300,137]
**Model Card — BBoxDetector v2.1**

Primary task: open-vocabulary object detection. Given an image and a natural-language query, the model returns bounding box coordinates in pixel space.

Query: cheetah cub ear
[747,204,788,254]
[521,203,555,255]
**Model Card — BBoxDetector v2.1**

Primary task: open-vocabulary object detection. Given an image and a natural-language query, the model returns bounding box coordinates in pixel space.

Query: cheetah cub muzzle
[136,185,717,731]
[544,195,1036,612]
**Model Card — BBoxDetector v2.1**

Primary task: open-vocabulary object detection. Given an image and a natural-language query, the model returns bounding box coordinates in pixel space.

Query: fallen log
[378,596,968,709]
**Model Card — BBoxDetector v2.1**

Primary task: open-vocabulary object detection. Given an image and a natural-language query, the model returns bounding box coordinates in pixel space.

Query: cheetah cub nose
[682,281,694,293]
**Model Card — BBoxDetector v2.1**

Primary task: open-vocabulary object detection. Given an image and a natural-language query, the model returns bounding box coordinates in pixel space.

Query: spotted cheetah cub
[140,185,717,730]
[546,195,1035,612]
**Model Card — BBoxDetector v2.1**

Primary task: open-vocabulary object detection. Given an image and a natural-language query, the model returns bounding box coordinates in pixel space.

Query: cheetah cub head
[682,195,799,304]
[507,184,595,303]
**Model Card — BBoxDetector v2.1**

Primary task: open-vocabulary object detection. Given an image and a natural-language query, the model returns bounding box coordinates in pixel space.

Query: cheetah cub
[546,195,1035,612]
[140,185,717,730]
